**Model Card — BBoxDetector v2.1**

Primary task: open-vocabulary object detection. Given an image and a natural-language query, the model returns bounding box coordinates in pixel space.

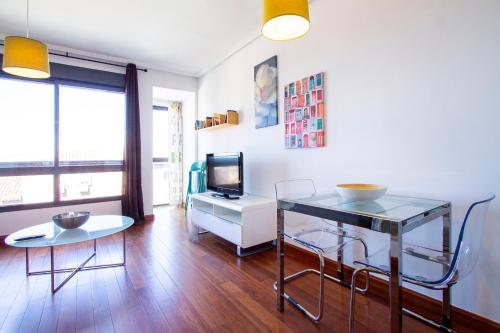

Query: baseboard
[285,243,500,332]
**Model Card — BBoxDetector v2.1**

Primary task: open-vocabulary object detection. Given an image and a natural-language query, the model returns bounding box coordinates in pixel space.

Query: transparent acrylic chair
[274,179,370,322]
[349,194,495,333]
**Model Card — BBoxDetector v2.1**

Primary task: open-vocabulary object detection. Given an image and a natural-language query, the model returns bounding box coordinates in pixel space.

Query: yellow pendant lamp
[2,0,50,79]
[262,0,310,41]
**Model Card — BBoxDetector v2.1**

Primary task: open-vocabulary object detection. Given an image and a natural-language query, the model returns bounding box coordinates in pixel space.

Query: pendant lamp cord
[26,0,29,38]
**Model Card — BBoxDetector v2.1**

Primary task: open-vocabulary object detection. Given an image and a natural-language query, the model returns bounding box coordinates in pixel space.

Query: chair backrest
[190,160,206,172]
[275,179,318,229]
[443,194,495,285]
[275,179,317,201]
[191,161,206,191]
[185,161,207,204]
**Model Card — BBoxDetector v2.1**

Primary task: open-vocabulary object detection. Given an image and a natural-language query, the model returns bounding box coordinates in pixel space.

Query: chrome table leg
[442,208,452,325]
[123,230,126,264]
[336,222,344,282]
[389,222,403,333]
[25,248,29,276]
[277,208,285,311]
[50,246,55,293]
[317,249,325,321]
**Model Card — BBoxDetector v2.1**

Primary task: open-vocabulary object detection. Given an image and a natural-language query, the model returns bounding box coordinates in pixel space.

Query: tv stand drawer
[191,209,216,230]
[211,217,241,245]
[191,208,242,245]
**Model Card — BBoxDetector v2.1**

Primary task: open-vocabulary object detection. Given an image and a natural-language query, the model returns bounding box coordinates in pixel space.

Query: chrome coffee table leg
[50,245,96,293]
[25,230,127,293]
[123,230,126,264]
[25,248,29,276]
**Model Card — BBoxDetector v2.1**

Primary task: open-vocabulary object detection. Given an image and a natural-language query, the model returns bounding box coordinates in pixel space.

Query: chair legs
[349,268,457,333]
[349,267,377,332]
[402,308,456,333]
[273,247,326,322]
[273,247,370,323]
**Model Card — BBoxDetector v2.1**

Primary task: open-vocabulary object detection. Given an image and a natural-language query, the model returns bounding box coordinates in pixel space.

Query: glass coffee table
[5,215,134,293]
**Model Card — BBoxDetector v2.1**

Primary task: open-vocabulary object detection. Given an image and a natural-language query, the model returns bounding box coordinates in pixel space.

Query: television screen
[206,153,243,196]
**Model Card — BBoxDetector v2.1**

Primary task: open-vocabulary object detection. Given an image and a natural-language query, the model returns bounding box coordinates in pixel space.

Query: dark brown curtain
[122,63,145,225]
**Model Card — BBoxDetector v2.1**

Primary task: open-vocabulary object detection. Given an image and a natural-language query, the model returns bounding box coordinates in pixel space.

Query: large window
[0,79,54,167]
[59,85,125,165]
[0,76,125,211]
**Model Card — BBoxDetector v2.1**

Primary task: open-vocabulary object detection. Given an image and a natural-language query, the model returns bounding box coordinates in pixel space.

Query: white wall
[0,50,197,233]
[197,0,500,321]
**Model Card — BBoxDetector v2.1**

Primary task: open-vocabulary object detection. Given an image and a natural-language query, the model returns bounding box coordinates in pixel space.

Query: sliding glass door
[152,105,169,206]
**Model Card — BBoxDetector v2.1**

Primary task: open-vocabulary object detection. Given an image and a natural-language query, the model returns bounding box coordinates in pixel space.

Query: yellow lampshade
[2,36,50,79]
[262,0,310,41]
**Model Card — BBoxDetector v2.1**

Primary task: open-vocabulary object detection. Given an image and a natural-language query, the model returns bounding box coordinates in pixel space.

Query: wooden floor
[0,207,472,333]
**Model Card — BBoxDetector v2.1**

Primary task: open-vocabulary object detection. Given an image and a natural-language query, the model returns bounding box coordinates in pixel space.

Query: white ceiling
[0,0,263,77]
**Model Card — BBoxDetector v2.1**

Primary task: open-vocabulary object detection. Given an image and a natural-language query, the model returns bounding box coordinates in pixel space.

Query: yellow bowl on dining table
[336,183,387,202]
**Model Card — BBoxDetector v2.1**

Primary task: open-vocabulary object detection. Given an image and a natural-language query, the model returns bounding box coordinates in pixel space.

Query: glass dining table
[276,193,451,333]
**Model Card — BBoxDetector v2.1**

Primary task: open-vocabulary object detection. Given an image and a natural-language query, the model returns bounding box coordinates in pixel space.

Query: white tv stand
[189,192,277,256]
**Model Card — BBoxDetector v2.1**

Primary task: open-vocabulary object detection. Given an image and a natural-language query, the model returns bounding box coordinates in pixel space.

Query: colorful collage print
[284,72,325,149]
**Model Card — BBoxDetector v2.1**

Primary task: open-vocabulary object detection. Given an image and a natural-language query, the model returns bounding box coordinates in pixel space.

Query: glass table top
[5,215,134,248]
[279,193,450,222]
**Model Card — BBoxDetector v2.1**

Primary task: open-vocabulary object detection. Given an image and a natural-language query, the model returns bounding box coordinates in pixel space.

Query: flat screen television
[206,152,243,199]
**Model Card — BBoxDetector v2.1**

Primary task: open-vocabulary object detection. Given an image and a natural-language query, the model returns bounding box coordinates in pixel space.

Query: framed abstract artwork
[284,72,325,149]
[254,56,278,129]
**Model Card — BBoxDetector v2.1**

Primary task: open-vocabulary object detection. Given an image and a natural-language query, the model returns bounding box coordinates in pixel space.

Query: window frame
[0,74,125,213]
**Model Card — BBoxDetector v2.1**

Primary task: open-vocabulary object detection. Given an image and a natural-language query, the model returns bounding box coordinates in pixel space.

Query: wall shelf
[195,110,238,131]
[196,123,237,132]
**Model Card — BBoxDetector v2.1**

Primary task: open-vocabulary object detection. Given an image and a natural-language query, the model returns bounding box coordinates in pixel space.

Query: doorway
[152,86,196,210]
